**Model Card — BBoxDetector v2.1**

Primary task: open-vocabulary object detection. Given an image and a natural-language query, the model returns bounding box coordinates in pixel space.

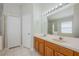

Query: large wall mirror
[47,4,79,38]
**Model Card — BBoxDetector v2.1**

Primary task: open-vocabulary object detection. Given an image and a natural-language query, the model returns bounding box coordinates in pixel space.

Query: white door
[6,16,21,48]
[22,15,32,49]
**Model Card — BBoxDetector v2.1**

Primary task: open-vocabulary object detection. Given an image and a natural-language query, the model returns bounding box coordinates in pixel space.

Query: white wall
[41,14,48,34]
[73,4,79,37]
[3,3,21,17]
[33,4,42,34]
[0,4,4,50]
[0,4,3,35]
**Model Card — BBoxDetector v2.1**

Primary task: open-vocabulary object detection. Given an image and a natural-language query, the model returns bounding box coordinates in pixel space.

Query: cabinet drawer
[74,51,79,56]
[45,41,53,48]
[38,38,45,43]
[58,46,73,56]
[55,51,64,56]
[45,41,60,51]
[35,37,44,43]
[34,37,40,40]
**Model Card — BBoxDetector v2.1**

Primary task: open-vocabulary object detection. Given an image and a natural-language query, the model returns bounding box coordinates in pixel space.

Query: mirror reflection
[47,4,79,37]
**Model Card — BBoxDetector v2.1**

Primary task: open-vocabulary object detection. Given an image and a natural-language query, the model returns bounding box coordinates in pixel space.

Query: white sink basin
[41,34,46,37]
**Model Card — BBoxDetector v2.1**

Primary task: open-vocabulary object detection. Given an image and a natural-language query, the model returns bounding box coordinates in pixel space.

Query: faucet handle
[59,37,63,40]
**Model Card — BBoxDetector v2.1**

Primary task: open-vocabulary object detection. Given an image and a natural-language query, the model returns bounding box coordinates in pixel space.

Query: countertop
[34,34,79,52]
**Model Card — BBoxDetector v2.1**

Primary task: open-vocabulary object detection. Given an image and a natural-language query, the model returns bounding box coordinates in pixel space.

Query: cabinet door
[39,42,45,56]
[45,47,54,56]
[34,38,39,51]
[55,51,64,56]
[58,45,73,56]
[34,37,36,48]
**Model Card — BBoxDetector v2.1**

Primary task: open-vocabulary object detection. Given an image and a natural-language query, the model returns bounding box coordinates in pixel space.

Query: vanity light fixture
[50,8,54,13]
[55,5,58,9]
[54,5,59,10]
[49,8,55,13]
[58,3,63,8]
[43,3,69,16]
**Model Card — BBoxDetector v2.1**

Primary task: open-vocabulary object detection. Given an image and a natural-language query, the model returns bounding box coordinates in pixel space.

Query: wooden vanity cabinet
[34,36,79,56]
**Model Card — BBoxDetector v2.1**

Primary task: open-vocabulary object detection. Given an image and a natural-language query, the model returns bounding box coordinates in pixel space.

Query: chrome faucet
[59,36,63,40]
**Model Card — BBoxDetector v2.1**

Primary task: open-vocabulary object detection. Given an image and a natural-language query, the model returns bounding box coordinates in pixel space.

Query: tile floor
[0,47,40,56]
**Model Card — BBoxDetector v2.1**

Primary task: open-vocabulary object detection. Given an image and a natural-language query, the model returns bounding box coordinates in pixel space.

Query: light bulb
[52,8,54,10]
[55,5,58,8]
[59,3,63,6]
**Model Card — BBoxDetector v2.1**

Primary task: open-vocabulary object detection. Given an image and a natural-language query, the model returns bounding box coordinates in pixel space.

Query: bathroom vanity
[34,34,79,56]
